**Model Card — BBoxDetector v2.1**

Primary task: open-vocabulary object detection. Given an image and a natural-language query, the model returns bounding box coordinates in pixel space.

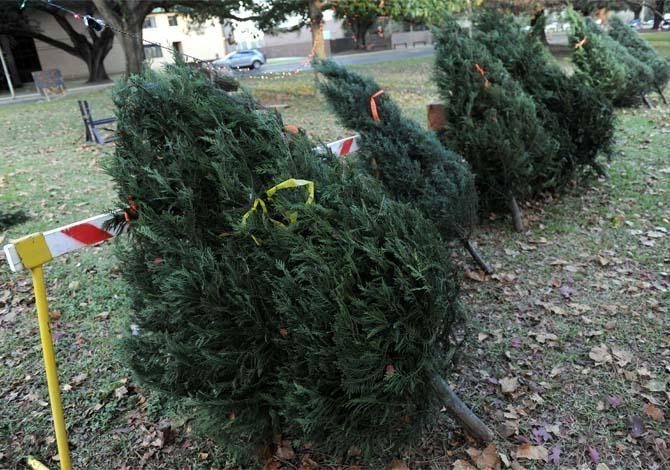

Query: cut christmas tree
[313,59,492,273]
[566,7,655,108]
[434,18,562,231]
[475,10,615,179]
[108,61,492,463]
[608,15,670,104]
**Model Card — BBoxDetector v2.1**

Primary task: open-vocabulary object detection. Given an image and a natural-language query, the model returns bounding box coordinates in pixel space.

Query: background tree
[0,0,115,83]
[90,0,303,76]
[388,0,479,25]
[333,0,387,49]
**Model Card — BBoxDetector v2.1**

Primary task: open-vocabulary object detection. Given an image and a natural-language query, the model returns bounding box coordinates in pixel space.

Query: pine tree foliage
[313,59,477,241]
[566,7,654,107]
[108,62,465,461]
[475,10,615,178]
[434,18,562,212]
[608,16,670,98]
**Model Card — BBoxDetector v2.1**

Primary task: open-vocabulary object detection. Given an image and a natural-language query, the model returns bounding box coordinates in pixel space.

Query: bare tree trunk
[642,95,654,108]
[309,0,326,58]
[432,375,494,442]
[509,194,523,232]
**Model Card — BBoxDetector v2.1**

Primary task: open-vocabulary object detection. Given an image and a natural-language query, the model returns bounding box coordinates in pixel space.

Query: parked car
[213,50,266,70]
[662,14,670,30]
[628,19,642,29]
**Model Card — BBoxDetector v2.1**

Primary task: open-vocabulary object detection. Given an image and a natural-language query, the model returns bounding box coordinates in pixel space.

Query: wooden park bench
[78,100,118,145]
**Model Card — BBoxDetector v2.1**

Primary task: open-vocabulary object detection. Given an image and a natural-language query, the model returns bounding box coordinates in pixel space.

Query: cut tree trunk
[432,375,494,442]
[656,85,668,104]
[509,194,523,232]
[462,239,494,274]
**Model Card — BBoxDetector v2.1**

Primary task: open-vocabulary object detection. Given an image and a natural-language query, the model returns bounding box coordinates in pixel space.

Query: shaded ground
[0,57,668,469]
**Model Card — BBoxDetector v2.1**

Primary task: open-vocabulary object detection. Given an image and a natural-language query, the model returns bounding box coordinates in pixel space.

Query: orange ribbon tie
[124,196,138,224]
[370,89,385,124]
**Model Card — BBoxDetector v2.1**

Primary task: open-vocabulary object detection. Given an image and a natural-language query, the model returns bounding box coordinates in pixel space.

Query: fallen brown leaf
[643,403,664,421]
[500,377,519,394]
[515,444,548,462]
[476,444,501,470]
[589,344,612,365]
[452,460,475,470]
[387,459,409,470]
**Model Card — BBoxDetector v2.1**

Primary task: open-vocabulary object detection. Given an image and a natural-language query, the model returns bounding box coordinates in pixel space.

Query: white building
[141,11,230,67]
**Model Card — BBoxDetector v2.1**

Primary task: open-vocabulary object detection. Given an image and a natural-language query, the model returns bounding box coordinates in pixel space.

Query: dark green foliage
[0,209,28,230]
[608,16,670,98]
[475,10,615,178]
[567,7,654,107]
[108,62,464,462]
[434,19,562,212]
[313,59,477,241]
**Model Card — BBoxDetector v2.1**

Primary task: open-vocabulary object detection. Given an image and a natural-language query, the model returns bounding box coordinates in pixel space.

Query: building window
[143,45,163,59]
[168,15,178,26]
[143,17,157,29]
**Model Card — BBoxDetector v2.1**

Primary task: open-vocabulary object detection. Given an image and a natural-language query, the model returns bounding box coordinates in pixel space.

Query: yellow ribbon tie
[241,178,315,245]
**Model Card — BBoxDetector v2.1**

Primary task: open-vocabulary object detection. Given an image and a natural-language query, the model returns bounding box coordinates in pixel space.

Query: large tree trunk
[91,0,151,76]
[353,20,373,49]
[86,26,114,82]
[119,31,144,76]
[308,0,326,58]
[632,4,642,20]
[87,55,110,82]
[654,0,665,30]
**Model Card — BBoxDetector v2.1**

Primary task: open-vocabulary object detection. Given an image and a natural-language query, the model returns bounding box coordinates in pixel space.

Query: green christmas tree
[108,61,490,463]
[475,10,615,178]
[567,7,654,107]
[313,60,492,272]
[434,18,562,231]
[608,15,670,103]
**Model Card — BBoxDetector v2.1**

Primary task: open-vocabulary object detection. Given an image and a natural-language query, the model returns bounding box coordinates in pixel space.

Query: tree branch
[4,29,80,56]
[43,6,90,50]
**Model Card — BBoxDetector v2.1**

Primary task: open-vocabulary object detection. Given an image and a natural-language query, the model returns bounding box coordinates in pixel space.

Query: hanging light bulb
[83,15,105,32]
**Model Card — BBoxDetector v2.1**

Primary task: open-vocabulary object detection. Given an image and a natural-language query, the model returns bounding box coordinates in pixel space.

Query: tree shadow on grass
[0,210,29,231]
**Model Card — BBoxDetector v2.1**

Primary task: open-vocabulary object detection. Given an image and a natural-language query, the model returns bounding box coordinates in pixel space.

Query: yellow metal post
[31,265,72,470]
[12,233,71,470]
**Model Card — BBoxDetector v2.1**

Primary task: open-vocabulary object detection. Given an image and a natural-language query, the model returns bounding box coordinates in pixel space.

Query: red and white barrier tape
[3,136,360,273]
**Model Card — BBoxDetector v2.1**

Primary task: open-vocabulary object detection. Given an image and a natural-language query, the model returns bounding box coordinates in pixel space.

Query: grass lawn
[1,56,669,469]
[640,31,670,58]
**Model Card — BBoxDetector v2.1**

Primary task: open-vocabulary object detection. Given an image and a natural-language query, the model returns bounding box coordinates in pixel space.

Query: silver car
[214,50,266,70]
